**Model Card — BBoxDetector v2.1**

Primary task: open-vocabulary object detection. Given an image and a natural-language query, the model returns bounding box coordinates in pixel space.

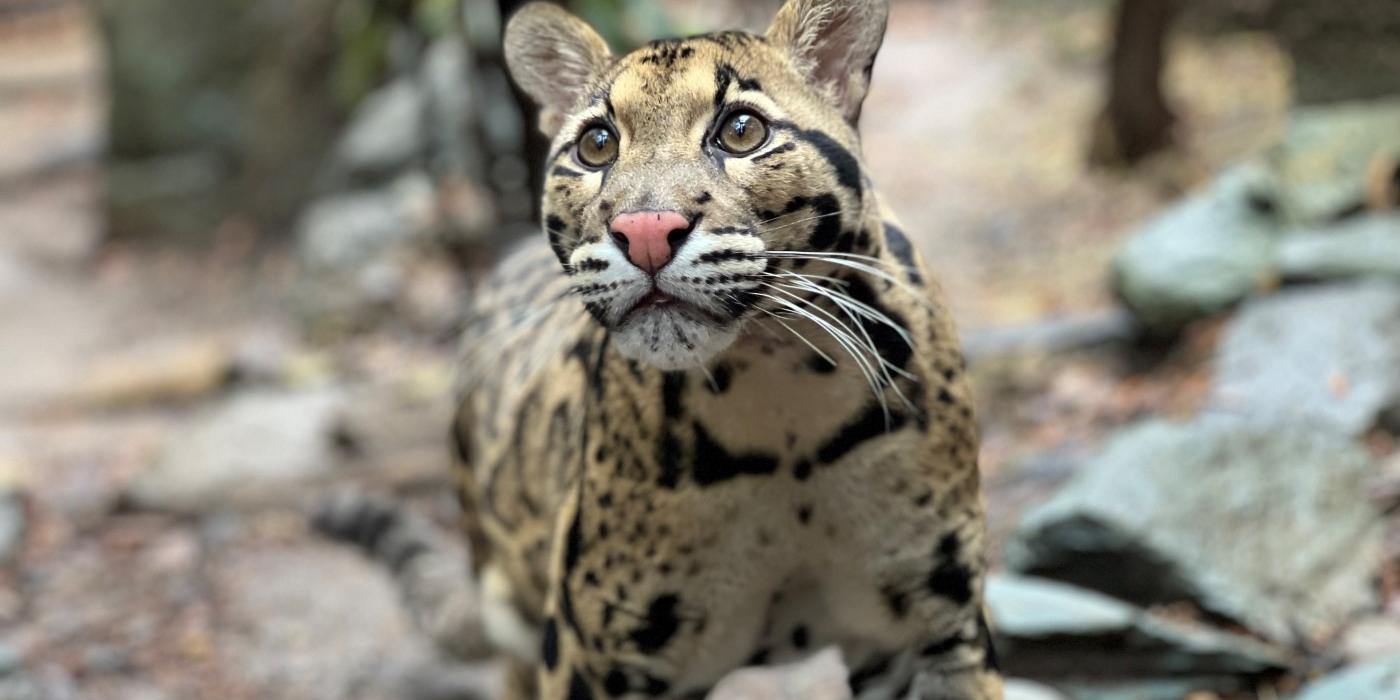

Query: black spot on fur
[604,669,629,696]
[793,459,813,481]
[816,401,906,465]
[920,635,962,658]
[629,594,682,653]
[848,655,892,693]
[708,363,732,394]
[567,669,594,700]
[791,625,810,650]
[694,191,712,204]
[844,275,912,369]
[542,618,560,670]
[658,433,683,489]
[880,583,910,619]
[747,647,772,665]
[693,421,779,486]
[662,372,686,419]
[796,505,812,524]
[927,532,973,605]
[883,222,924,285]
[807,353,837,374]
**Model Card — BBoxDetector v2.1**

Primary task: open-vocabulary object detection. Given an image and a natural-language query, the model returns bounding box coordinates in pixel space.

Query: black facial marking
[747,648,772,666]
[773,121,862,194]
[572,258,610,273]
[882,222,924,285]
[926,532,973,605]
[542,618,560,670]
[808,194,842,249]
[554,165,584,178]
[692,421,779,486]
[796,505,812,524]
[546,215,572,264]
[629,593,682,653]
[694,191,713,205]
[751,141,796,162]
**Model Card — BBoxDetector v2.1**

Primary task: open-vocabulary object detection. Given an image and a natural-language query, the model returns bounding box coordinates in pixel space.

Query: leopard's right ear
[504,2,613,136]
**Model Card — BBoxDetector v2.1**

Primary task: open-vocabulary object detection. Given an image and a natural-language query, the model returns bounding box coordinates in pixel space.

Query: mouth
[621,287,725,326]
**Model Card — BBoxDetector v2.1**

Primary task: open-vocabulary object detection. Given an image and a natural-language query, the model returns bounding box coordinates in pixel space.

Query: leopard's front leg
[844,611,1002,700]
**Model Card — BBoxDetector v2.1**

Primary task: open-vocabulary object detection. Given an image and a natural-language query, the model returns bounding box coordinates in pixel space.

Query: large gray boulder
[1293,655,1400,700]
[1278,215,1400,282]
[1007,417,1383,644]
[1112,165,1277,334]
[988,575,1289,696]
[127,389,347,513]
[1212,281,1400,436]
[1259,99,1400,225]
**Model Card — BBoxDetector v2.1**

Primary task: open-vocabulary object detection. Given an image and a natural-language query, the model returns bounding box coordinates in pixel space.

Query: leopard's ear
[766,0,889,124]
[504,2,613,136]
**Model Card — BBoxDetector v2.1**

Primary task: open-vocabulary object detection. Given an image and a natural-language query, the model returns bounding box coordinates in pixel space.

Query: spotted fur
[452,1,1002,697]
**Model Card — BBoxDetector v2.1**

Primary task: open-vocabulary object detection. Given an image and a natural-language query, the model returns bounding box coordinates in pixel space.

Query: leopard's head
[505,0,889,370]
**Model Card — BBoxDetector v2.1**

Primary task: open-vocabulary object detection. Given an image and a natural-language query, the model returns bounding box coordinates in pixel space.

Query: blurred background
[1,0,1399,698]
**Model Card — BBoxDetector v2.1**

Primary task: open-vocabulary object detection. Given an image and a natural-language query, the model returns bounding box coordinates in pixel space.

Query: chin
[610,308,740,370]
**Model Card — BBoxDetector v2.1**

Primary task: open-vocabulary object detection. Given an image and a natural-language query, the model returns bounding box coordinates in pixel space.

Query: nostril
[610,230,630,255]
[666,226,690,250]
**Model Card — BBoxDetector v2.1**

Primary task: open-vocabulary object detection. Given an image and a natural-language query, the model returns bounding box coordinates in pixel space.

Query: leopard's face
[506,4,887,369]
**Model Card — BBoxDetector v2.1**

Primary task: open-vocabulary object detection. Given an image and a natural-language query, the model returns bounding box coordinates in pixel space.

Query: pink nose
[609,210,692,274]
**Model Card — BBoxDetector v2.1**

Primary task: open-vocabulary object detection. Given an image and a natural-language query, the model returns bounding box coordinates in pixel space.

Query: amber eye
[576,126,619,168]
[715,110,769,155]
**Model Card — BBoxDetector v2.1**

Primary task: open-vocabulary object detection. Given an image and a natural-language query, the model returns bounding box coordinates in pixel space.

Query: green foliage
[570,0,677,51]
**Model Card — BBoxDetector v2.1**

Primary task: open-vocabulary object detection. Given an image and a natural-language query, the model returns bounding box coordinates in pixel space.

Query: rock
[1003,679,1067,700]
[1294,655,1400,700]
[1212,281,1400,436]
[989,575,1288,700]
[127,390,346,513]
[1260,99,1400,225]
[1278,214,1400,282]
[297,173,437,274]
[1341,617,1400,663]
[1007,417,1383,644]
[335,79,426,177]
[214,543,439,700]
[988,575,1289,680]
[1112,164,1278,334]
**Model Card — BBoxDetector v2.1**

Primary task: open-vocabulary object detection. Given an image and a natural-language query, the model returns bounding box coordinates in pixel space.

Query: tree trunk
[1091,0,1182,166]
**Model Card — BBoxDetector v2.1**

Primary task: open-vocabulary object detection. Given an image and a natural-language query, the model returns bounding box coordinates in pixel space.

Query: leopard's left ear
[766,0,890,123]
